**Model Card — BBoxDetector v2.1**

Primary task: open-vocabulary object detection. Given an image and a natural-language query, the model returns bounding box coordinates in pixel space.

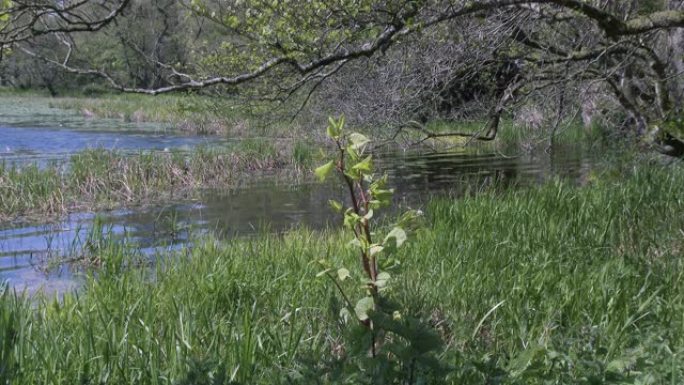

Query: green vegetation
[46,93,307,137]
[1,159,682,384]
[21,92,596,151]
[0,142,319,222]
[48,94,243,135]
[3,0,684,380]
[315,118,440,382]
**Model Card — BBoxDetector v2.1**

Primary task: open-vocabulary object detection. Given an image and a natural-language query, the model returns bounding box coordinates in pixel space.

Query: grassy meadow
[1,160,683,384]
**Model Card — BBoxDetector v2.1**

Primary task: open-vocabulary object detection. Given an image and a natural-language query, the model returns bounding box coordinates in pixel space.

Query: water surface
[0,145,595,296]
[0,96,222,165]
[0,96,597,295]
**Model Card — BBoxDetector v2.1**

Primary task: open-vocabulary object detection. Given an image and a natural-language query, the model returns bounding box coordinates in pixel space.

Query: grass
[48,93,238,135]
[46,93,312,138]
[0,89,296,137]
[1,160,683,384]
[0,141,321,222]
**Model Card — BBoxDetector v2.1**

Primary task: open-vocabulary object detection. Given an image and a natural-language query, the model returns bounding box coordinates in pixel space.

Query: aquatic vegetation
[0,158,682,384]
[0,145,317,222]
[47,93,303,137]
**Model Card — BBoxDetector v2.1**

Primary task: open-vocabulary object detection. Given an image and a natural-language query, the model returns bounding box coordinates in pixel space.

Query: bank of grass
[47,93,307,137]
[0,141,320,222]
[1,160,683,384]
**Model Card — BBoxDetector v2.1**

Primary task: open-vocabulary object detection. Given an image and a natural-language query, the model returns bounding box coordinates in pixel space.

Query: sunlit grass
[1,161,682,384]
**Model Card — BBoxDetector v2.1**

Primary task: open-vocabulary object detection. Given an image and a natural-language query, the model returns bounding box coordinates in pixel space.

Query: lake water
[0,99,596,295]
[0,97,222,165]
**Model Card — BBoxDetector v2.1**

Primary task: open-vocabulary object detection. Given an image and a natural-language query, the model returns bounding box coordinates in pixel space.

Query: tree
[4,0,684,157]
[0,0,130,47]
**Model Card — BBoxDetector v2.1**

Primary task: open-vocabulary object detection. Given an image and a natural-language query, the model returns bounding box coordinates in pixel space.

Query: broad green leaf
[375,272,391,288]
[314,161,334,182]
[326,124,338,139]
[373,189,394,205]
[369,244,384,256]
[348,132,370,150]
[343,211,361,229]
[351,155,373,174]
[606,348,643,374]
[326,116,342,139]
[363,209,374,220]
[507,346,547,378]
[344,170,361,181]
[384,227,407,248]
[337,268,350,281]
[346,146,360,162]
[328,199,343,213]
[354,296,375,321]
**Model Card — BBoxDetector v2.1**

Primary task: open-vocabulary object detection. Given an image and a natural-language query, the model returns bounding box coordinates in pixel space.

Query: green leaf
[326,124,338,139]
[369,244,384,257]
[507,345,546,378]
[351,155,373,174]
[354,297,375,321]
[348,132,370,151]
[314,161,334,182]
[326,116,341,139]
[346,146,360,162]
[375,272,390,288]
[606,348,643,374]
[343,211,361,229]
[384,227,407,248]
[373,189,394,205]
[328,199,343,213]
[315,268,332,278]
[337,268,350,281]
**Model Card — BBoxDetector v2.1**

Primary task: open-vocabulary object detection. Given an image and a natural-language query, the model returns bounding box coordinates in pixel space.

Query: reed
[0,144,320,221]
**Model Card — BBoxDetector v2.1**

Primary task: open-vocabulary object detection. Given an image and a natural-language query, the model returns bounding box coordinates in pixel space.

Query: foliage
[0,161,683,383]
[5,1,684,156]
[315,116,444,383]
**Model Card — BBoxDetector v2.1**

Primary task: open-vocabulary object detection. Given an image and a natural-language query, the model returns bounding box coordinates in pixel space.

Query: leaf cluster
[315,116,442,383]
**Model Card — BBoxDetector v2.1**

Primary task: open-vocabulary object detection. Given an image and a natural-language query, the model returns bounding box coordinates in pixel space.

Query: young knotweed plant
[315,116,436,376]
